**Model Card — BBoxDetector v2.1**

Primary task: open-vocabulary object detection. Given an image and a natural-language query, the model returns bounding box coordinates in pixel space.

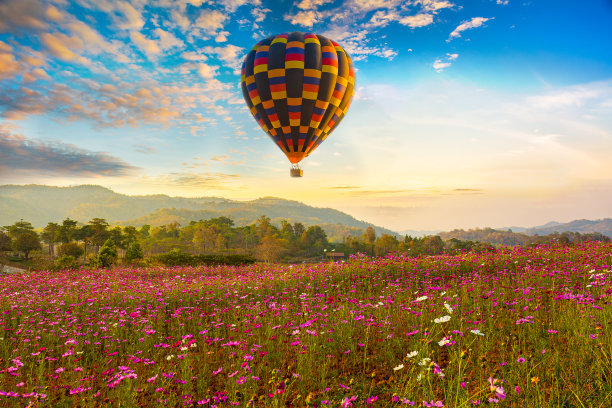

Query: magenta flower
[517,357,526,363]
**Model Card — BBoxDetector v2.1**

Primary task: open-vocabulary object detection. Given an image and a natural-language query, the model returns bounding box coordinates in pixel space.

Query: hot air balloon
[240,32,355,177]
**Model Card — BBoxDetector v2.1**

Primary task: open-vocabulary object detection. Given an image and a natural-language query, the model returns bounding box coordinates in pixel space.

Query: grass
[0,242,610,407]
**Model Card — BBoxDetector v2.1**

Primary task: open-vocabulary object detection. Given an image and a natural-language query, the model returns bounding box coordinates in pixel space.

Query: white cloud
[366,10,399,28]
[115,1,144,30]
[68,20,131,63]
[153,28,184,50]
[251,7,270,22]
[433,53,458,71]
[195,9,228,35]
[324,27,397,61]
[496,0,509,4]
[285,10,322,27]
[297,0,334,10]
[399,13,434,28]
[417,0,454,12]
[197,62,217,79]
[181,51,208,61]
[130,31,161,58]
[217,0,257,12]
[350,0,401,13]
[448,17,494,41]
[203,44,243,70]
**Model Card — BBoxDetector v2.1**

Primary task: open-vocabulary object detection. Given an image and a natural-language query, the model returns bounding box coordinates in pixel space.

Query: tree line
[1,216,609,271]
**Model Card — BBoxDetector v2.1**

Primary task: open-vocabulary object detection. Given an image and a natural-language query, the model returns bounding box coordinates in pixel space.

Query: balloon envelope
[240,32,355,164]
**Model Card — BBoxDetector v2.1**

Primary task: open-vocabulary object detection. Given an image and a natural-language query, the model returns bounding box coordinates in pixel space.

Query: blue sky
[1,0,611,230]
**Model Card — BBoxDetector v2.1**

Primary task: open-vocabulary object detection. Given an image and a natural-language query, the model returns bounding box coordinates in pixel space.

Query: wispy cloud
[158,171,240,189]
[448,17,494,41]
[0,127,136,178]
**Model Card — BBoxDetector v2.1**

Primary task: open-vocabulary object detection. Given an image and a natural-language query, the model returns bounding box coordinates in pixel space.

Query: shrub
[59,242,84,258]
[54,255,80,270]
[125,242,144,263]
[96,239,118,267]
[151,249,256,267]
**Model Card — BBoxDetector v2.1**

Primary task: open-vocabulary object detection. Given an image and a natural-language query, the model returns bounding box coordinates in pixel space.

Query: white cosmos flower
[407,351,418,358]
[470,329,485,336]
[433,315,451,324]
[414,296,428,302]
[444,303,453,313]
[180,346,188,351]
[418,357,431,366]
[393,364,404,371]
[166,354,175,360]
[438,338,450,347]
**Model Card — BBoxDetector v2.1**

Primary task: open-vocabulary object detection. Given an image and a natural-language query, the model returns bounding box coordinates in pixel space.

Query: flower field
[1,243,611,407]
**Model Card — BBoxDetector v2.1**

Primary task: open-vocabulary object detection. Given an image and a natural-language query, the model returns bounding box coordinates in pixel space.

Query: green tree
[423,235,445,255]
[0,231,11,269]
[256,215,274,239]
[13,230,41,260]
[301,225,328,255]
[292,223,305,240]
[280,220,294,241]
[59,242,84,259]
[125,241,144,263]
[0,230,11,252]
[207,216,234,229]
[193,224,218,253]
[96,238,118,267]
[139,224,151,239]
[5,219,34,237]
[374,234,399,256]
[74,224,93,261]
[89,218,110,250]
[41,222,60,257]
[57,218,78,244]
[109,227,125,249]
[123,226,139,246]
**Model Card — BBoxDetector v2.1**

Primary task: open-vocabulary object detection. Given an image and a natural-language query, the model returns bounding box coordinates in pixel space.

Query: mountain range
[1,184,610,239]
[0,184,397,237]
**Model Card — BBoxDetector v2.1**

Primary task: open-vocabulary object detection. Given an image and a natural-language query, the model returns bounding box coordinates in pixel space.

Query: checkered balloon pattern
[240,32,355,164]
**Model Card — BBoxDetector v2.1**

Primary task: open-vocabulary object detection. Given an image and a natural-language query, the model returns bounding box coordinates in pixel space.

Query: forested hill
[0,184,397,236]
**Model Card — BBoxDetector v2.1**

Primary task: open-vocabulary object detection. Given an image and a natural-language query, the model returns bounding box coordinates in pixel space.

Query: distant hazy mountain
[522,218,612,237]
[0,184,398,236]
[397,229,442,237]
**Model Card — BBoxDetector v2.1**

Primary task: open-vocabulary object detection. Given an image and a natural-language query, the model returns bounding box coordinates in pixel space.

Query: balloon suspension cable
[290,163,303,178]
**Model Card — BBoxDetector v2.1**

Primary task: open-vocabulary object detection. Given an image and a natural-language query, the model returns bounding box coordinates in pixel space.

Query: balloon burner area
[290,164,303,178]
